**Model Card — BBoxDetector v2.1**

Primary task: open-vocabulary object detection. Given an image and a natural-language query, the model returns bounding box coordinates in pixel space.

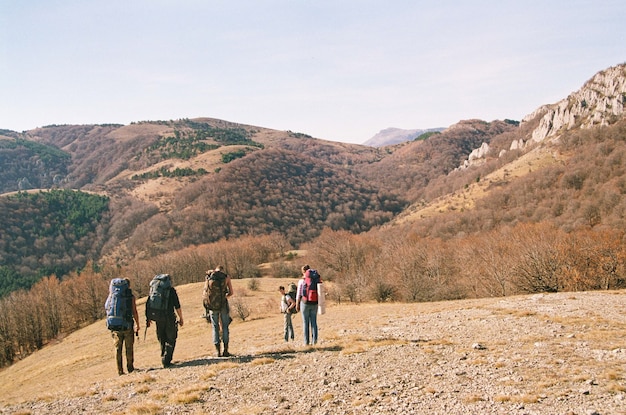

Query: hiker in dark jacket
[146,279,184,367]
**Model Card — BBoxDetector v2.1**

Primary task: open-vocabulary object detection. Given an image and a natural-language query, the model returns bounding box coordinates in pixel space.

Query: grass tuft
[251,357,276,366]
[127,402,162,415]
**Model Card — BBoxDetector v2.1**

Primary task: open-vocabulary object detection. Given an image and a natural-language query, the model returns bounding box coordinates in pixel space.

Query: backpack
[302,269,321,303]
[203,270,228,312]
[105,278,132,331]
[146,274,172,322]
[287,282,298,314]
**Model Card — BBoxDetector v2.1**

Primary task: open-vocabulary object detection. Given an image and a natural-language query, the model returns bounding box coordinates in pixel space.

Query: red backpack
[303,269,321,302]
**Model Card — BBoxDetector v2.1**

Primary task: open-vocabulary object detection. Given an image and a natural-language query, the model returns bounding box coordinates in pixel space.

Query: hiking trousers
[155,318,178,366]
[300,301,318,345]
[283,312,294,342]
[209,303,231,346]
[112,328,134,374]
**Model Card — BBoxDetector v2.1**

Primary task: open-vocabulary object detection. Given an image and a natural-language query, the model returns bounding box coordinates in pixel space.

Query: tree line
[306,223,625,303]
[0,223,624,368]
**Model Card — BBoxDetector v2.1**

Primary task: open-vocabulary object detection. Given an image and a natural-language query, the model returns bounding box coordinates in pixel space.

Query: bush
[371,280,396,303]
[230,297,251,321]
[247,278,259,291]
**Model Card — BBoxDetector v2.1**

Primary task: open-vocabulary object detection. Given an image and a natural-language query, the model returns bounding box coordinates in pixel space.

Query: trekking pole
[144,325,148,341]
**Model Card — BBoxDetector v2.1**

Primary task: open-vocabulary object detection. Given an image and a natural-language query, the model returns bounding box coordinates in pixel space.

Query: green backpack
[287,282,298,314]
[204,270,228,312]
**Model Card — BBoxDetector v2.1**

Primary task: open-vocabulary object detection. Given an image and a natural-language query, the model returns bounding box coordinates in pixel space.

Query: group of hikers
[104,264,323,376]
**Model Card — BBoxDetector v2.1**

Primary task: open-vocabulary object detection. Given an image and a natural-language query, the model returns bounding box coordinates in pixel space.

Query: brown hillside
[164,148,405,248]
[391,143,566,224]
[354,119,519,202]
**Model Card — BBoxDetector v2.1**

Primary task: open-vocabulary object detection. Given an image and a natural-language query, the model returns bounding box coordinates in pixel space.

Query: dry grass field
[1,278,625,414]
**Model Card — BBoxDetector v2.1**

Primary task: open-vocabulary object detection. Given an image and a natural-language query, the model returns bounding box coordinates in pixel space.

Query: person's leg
[310,306,318,344]
[283,314,289,342]
[210,310,221,356]
[125,329,135,372]
[155,321,166,357]
[301,303,311,345]
[221,309,230,346]
[221,306,231,356]
[162,318,178,367]
[113,331,124,375]
[287,313,294,340]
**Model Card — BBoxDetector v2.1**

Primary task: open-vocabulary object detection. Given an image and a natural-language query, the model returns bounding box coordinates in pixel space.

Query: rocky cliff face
[525,63,626,143]
[363,127,444,147]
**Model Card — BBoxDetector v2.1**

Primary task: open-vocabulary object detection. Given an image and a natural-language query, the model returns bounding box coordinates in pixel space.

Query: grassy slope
[1,277,625,407]
[0,277,303,403]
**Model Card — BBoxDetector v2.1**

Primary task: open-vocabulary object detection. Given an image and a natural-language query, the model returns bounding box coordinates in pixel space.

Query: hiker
[296,265,322,346]
[105,278,140,375]
[279,285,296,342]
[203,265,234,357]
[145,274,184,367]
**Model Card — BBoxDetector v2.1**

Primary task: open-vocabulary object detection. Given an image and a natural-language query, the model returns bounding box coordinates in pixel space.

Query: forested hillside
[168,148,405,245]
[0,190,109,296]
[0,119,402,277]
[406,121,626,238]
[0,131,70,193]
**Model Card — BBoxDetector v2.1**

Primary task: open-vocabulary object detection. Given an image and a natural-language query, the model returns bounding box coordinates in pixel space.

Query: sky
[1,1,625,144]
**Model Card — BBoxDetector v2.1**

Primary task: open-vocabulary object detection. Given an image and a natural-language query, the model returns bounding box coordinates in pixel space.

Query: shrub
[247,278,259,291]
[230,297,251,321]
[371,280,396,303]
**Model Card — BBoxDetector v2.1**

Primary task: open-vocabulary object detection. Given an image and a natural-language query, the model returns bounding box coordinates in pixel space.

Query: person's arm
[226,276,234,298]
[296,279,303,311]
[172,289,183,326]
[145,302,151,327]
[132,296,140,333]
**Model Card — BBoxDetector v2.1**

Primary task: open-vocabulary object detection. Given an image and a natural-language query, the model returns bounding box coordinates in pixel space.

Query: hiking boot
[127,365,134,373]
[215,344,221,357]
[222,344,230,357]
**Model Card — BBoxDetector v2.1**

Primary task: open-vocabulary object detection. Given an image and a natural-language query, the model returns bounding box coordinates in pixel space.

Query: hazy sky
[1,1,624,144]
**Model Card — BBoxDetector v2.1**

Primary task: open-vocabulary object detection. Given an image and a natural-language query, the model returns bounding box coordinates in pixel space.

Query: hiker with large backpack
[145,274,184,368]
[279,283,297,342]
[104,278,140,375]
[203,265,234,357]
[296,264,322,346]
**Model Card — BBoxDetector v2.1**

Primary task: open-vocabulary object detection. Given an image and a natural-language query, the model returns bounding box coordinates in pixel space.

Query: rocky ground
[2,290,626,415]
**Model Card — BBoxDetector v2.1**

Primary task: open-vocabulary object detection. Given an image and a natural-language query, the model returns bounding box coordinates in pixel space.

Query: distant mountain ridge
[362,127,445,147]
